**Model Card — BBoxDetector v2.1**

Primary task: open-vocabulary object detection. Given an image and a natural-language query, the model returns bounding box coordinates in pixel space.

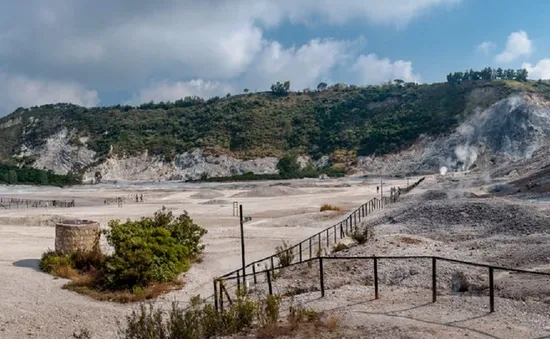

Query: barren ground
[1,174,550,338]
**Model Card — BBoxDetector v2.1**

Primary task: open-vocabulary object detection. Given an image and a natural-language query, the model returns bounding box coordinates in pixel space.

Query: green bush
[102,210,207,290]
[39,250,74,274]
[351,226,372,245]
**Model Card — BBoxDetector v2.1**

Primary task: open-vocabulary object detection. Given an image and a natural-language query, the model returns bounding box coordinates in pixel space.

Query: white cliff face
[82,149,279,182]
[18,128,96,175]
[357,93,550,174]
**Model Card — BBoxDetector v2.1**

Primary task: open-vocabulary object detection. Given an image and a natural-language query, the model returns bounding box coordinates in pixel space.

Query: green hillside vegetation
[0,163,80,186]
[2,69,549,176]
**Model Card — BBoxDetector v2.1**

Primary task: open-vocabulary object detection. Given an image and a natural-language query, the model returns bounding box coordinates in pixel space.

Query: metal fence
[0,197,75,209]
[214,177,426,308]
[216,255,550,314]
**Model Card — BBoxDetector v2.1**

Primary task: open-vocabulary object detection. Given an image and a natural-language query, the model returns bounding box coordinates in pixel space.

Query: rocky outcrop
[17,128,96,175]
[82,149,278,182]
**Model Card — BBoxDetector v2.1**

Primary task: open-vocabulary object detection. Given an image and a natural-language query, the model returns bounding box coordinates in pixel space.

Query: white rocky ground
[0,176,401,339]
[2,173,550,338]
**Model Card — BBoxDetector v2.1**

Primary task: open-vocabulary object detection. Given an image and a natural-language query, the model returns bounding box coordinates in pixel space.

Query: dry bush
[332,242,349,253]
[275,241,295,267]
[399,236,423,244]
[320,204,343,212]
[351,225,373,245]
[72,328,92,339]
[324,315,340,332]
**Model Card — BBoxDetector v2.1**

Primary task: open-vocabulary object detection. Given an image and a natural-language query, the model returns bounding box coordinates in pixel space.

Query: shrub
[39,250,74,274]
[320,204,343,212]
[102,210,207,290]
[39,209,207,302]
[351,225,372,245]
[275,241,295,267]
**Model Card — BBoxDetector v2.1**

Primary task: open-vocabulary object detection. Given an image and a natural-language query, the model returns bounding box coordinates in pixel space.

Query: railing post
[219,280,224,312]
[237,270,241,292]
[340,223,344,238]
[266,270,273,296]
[432,257,437,302]
[271,257,275,275]
[318,233,321,254]
[214,279,219,312]
[374,256,379,299]
[319,257,325,297]
[309,238,312,259]
[326,229,329,247]
[252,264,257,284]
[299,242,303,262]
[333,225,337,243]
[489,267,494,313]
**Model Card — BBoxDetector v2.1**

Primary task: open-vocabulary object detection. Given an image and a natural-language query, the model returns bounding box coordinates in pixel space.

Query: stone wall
[55,220,100,253]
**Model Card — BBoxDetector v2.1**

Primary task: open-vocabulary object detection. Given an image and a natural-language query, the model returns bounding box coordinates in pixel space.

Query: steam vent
[55,220,100,254]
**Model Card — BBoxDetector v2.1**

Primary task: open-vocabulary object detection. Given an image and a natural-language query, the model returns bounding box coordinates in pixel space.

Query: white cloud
[522,59,550,80]
[244,37,363,91]
[352,54,420,84]
[495,30,533,63]
[0,72,99,115]
[0,0,456,115]
[132,79,234,104]
[476,41,495,55]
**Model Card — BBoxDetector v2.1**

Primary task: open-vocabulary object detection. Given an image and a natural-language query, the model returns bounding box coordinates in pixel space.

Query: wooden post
[299,242,303,262]
[252,264,257,284]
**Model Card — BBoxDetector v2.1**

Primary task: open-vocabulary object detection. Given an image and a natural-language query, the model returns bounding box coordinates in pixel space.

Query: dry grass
[320,204,343,212]
[64,281,182,303]
[324,315,340,332]
[399,236,423,244]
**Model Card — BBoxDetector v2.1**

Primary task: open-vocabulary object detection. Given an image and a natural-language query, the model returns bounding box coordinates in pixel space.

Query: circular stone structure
[55,220,100,253]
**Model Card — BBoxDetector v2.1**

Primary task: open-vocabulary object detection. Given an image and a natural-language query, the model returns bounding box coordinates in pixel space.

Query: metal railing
[0,197,75,209]
[216,255,550,314]
[214,177,426,305]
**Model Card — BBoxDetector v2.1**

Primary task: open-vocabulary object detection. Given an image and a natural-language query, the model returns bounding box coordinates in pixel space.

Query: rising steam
[439,166,448,176]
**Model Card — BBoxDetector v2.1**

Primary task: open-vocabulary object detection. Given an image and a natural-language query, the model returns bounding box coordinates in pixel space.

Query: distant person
[377,186,379,193]
[140,194,143,202]
[135,194,139,203]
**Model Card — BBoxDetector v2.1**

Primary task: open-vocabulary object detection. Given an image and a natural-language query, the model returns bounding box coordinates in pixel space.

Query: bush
[275,241,295,267]
[351,225,372,245]
[39,209,207,302]
[320,204,343,212]
[102,210,207,290]
[39,250,74,274]
[332,242,349,253]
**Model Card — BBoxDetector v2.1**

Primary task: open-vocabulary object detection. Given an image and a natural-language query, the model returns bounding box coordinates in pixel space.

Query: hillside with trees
[1,68,550,182]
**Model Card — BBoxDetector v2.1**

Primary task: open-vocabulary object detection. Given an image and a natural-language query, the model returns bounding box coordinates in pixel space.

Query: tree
[317,82,328,91]
[496,67,504,79]
[7,170,17,184]
[226,93,231,98]
[270,81,290,95]
[94,171,102,184]
[39,171,48,186]
[243,88,249,93]
[276,154,301,178]
[394,79,404,86]
[516,69,528,82]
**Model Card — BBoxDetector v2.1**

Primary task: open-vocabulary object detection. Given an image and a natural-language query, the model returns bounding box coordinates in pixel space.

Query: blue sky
[0,0,549,116]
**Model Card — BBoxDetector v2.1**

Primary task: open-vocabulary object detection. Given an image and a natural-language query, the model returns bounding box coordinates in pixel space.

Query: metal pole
[266,270,273,295]
[239,205,246,291]
[489,267,495,312]
[432,257,437,302]
[214,280,219,312]
[252,264,257,284]
[299,242,303,262]
[319,257,325,297]
[374,256,379,299]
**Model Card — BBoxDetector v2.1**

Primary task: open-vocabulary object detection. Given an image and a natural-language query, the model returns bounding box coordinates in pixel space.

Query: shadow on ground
[13,259,40,271]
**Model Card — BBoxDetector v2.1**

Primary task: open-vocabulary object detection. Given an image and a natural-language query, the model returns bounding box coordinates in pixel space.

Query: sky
[1,0,550,116]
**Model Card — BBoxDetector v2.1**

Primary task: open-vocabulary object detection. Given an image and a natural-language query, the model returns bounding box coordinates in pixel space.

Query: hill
[1,79,550,182]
